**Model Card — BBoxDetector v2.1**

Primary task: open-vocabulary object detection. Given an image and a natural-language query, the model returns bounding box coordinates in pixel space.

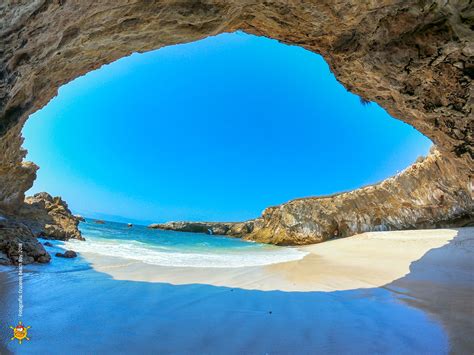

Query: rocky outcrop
[149,221,252,237]
[74,215,85,222]
[0,192,83,265]
[158,149,474,245]
[18,192,84,241]
[0,218,50,265]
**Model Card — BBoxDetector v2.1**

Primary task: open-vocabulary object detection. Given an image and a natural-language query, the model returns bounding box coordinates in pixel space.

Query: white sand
[81,228,460,292]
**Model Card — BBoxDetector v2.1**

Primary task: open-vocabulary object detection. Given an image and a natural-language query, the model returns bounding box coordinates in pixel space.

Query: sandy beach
[83,228,461,291]
[80,227,474,353]
[0,227,472,354]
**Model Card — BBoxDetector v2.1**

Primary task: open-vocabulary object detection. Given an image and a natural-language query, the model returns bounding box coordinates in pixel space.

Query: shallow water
[0,223,451,354]
[1,257,448,354]
[65,221,307,268]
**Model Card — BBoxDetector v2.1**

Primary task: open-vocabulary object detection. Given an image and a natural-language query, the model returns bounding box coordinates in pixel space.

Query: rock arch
[0,1,472,248]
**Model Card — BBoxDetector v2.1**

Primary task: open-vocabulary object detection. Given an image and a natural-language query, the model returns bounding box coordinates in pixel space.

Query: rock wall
[0,1,472,212]
[156,149,473,245]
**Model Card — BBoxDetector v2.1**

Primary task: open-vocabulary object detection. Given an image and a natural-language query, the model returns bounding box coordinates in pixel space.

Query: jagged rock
[55,250,77,258]
[0,218,50,265]
[0,192,83,264]
[74,215,85,222]
[18,192,83,241]
[43,241,53,247]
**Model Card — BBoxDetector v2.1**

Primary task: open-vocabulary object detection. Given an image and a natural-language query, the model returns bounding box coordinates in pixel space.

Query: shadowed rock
[55,250,77,258]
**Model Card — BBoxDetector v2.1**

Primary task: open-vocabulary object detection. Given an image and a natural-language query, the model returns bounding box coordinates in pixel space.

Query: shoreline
[0,227,472,353]
[77,227,474,353]
[81,228,460,292]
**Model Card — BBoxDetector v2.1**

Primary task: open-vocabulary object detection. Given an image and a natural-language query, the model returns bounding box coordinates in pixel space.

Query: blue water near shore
[64,220,308,268]
[0,221,449,354]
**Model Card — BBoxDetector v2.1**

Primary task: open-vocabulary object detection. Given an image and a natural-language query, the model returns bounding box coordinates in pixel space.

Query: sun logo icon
[10,321,31,344]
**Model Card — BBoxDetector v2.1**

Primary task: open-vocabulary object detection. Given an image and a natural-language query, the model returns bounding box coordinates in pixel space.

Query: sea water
[64,220,308,268]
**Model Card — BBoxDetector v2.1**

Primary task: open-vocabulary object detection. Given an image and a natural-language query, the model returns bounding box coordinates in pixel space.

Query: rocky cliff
[155,149,473,245]
[0,1,472,213]
[0,192,83,265]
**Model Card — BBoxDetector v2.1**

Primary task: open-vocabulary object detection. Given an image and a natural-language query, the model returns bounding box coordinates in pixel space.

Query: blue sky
[23,32,431,224]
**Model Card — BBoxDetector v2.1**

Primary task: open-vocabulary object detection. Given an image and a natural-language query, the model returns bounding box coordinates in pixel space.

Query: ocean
[63,220,308,268]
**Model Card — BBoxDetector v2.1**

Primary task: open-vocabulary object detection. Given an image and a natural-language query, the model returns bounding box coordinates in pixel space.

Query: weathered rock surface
[0,192,83,264]
[18,192,84,241]
[158,149,474,245]
[0,217,50,265]
[0,2,472,249]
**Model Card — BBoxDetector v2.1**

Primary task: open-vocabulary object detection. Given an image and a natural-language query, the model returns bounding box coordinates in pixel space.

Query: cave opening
[21,32,432,225]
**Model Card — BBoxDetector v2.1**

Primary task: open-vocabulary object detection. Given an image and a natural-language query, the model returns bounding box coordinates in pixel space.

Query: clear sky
[23,32,432,225]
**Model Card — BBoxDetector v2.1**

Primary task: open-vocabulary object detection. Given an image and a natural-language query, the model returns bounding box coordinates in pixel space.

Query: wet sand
[0,272,13,355]
[0,228,472,354]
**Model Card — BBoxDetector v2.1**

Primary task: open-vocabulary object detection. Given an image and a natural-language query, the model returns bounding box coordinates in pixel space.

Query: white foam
[64,238,308,268]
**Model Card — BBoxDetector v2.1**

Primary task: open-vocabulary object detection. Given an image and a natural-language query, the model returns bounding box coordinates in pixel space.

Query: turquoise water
[64,220,307,268]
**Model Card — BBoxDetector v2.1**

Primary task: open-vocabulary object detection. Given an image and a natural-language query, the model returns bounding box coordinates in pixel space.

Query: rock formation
[149,221,252,236]
[75,215,85,222]
[0,192,83,265]
[55,250,77,259]
[0,217,51,265]
[156,149,474,245]
[0,2,472,255]
[19,192,84,241]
